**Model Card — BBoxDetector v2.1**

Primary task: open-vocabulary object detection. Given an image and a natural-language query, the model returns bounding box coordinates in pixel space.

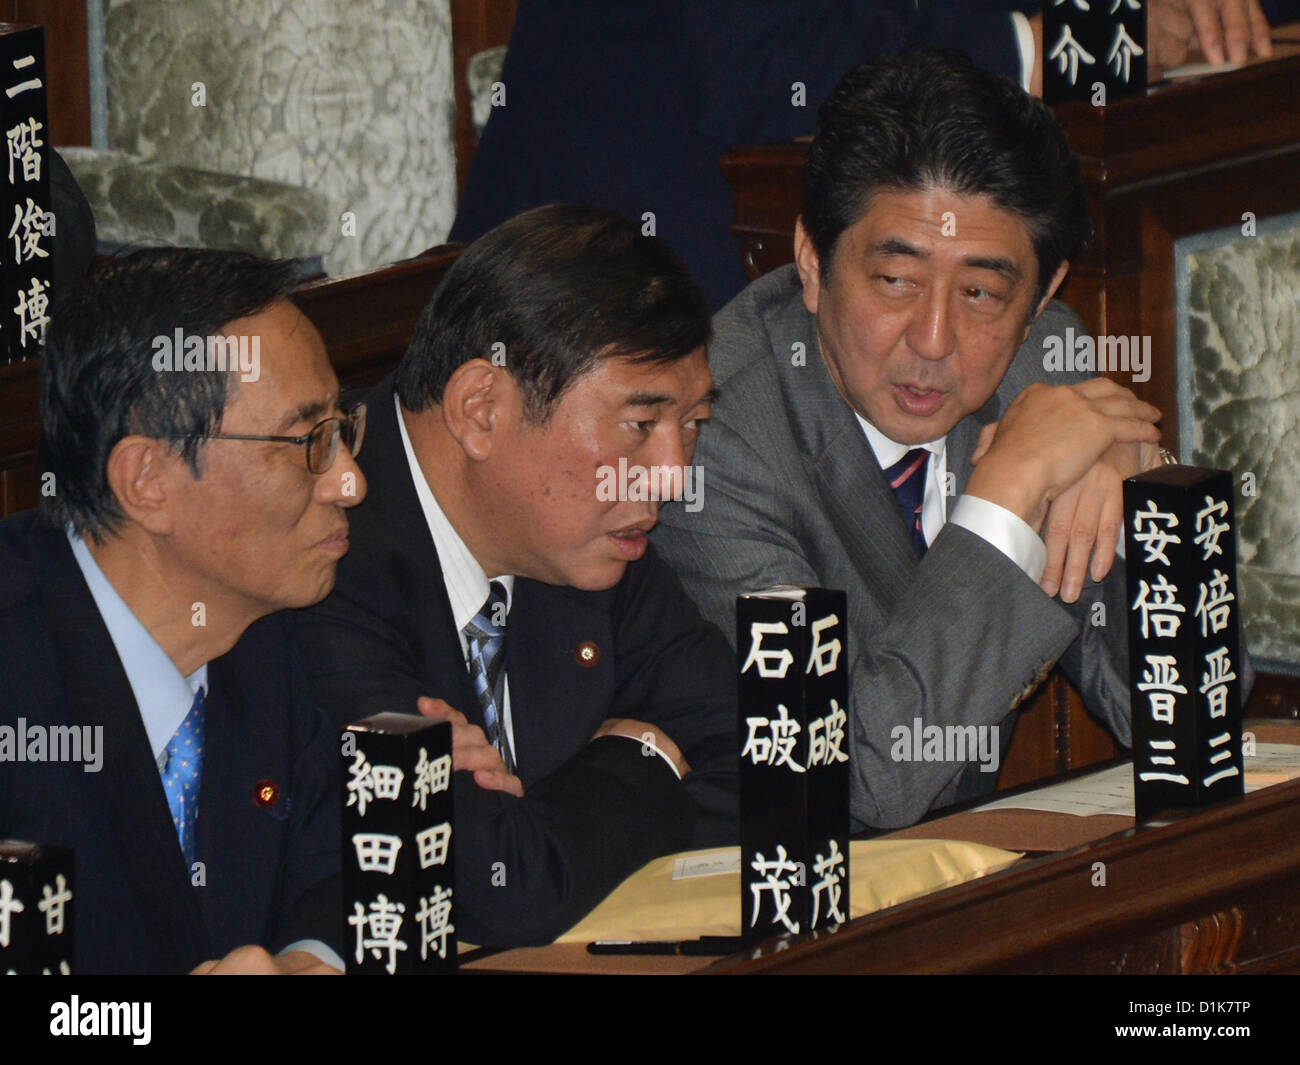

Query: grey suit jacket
[653,265,1135,831]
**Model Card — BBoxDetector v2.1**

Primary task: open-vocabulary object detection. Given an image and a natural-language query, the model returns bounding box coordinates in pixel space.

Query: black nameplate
[1043,0,1147,105]
[738,587,849,942]
[1124,465,1243,822]
[0,839,73,974]
[0,25,51,365]
[341,714,455,973]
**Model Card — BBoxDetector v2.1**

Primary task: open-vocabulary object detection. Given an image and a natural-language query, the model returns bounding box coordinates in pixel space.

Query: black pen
[587,936,747,956]
[587,940,679,955]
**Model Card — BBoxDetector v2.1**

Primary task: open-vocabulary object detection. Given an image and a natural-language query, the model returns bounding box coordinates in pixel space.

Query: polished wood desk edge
[703,774,1300,973]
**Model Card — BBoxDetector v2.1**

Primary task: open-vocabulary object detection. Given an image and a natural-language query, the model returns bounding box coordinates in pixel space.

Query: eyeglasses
[168,402,367,474]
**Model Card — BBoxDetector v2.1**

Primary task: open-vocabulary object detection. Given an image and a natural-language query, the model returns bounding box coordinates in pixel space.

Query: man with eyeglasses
[0,247,364,974]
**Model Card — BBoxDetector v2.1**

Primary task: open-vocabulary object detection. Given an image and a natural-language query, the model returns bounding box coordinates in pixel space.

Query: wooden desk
[466,723,1300,974]
[715,790,1300,973]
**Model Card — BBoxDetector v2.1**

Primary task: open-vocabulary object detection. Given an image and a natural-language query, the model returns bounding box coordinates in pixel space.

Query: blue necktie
[162,686,205,868]
[884,448,930,558]
[463,581,515,774]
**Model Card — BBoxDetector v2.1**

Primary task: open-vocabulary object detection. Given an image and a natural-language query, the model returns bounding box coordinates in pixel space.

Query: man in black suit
[297,204,738,947]
[0,248,364,973]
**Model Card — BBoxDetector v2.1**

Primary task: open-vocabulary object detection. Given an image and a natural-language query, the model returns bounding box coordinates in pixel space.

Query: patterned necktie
[162,686,205,867]
[463,580,515,775]
[884,448,930,558]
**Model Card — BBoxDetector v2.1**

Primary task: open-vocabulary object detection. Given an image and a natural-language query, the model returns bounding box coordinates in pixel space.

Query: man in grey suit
[653,51,1168,831]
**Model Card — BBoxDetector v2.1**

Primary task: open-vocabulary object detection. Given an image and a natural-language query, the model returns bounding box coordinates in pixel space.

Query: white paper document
[672,850,740,880]
[974,742,1300,817]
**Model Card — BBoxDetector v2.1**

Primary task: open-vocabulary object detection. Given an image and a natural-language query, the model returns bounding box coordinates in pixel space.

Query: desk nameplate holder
[0,25,52,366]
[1043,0,1146,106]
[341,714,455,973]
[738,587,849,943]
[1124,465,1244,823]
[0,839,73,974]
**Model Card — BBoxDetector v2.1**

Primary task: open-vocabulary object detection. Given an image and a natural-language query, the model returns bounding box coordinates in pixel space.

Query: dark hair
[803,50,1091,305]
[40,246,303,541]
[395,204,711,419]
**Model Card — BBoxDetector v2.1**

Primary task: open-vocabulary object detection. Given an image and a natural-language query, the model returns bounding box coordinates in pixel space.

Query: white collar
[395,393,515,632]
[854,411,946,472]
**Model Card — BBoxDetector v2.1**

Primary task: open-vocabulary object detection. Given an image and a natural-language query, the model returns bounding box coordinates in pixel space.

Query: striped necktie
[463,580,515,775]
[162,685,205,868]
[884,448,930,558]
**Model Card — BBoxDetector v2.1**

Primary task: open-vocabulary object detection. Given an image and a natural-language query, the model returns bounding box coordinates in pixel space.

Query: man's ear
[440,358,515,462]
[793,216,824,316]
[1022,260,1071,342]
[1034,261,1071,319]
[104,436,177,535]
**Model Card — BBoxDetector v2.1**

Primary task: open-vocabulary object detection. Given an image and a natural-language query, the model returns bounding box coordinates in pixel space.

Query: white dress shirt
[395,395,518,753]
[69,531,207,768]
[1010,11,1036,93]
[854,412,1047,582]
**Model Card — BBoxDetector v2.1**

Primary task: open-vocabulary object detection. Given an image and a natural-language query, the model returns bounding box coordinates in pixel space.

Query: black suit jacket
[0,511,341,974]
[296,377,738,947]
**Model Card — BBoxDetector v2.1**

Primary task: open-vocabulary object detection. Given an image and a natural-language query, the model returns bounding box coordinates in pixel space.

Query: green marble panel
[1179,217,1300,666]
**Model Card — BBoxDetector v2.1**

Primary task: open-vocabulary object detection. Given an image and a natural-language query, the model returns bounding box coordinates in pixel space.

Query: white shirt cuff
[950,494,1046,583]
[280,939,345,972]
[1011,11,1035,93]
[612,733,682,780]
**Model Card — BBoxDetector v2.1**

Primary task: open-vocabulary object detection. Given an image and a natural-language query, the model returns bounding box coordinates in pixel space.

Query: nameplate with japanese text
[0,25,51,365]
[1044,0,1146,105]
[341,714,455,973]
[738,587,849,943]
[0,839,73,974]
[1124,466,1243,822]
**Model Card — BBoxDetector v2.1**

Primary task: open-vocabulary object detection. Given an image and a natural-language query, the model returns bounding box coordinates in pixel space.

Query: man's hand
[417,696,524,797]
[1149,0,1272,77]
[190,946,341,974]
[592,718,691,777]
[1035,439,1163,602]
[1033,2,1271,87]
[967,379,1162,533]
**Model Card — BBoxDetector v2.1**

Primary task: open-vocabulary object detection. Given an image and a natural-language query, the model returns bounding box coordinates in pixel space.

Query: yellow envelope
[558,837,1021,943]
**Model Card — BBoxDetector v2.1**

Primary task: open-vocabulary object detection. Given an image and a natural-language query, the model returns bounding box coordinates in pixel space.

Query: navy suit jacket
[0,511,341,974]
[295,376,739,947]
[452,1,1027,309]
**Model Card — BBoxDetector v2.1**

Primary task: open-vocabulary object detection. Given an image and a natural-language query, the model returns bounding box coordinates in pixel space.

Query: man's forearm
[449,737,695,946]
[845,526,1080,829]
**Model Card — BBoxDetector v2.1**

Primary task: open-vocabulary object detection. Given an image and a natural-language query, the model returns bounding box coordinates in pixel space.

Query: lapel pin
[252,779,280,807]
[575,641,600,667]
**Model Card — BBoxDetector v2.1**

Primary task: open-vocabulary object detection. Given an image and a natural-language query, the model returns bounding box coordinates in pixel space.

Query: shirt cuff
[1011,11,1035,93]
[950,494,1047,583]
[280,939,345,972]
[611,733,682,780]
